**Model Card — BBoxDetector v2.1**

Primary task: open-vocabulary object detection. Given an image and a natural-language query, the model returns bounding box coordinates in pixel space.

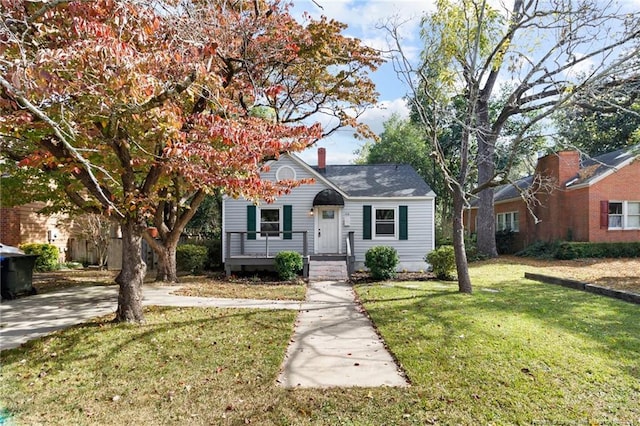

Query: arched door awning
[312,189,345,206]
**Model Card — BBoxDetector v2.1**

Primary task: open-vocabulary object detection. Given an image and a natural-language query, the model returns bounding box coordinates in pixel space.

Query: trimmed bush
[365,246,399,280]
[426,245,456,280]
[274,251,303,281]
[555,242,579,260]
[555,241,640,260]
[516,240,560,259]
[19,243,59,272]
[203,239,222,270]
[517,240,640,260]
[176,244,208,274]
[495,230,516,255]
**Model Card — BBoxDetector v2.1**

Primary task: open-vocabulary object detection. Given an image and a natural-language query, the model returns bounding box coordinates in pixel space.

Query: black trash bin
[0,247,39,300]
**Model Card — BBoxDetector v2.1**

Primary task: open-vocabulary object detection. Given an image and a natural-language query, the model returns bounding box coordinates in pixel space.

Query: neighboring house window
[374,208,396,238]
[608,202,623,229]
[629,202,640,228]
[606,201,640,230]
[260,208,281,237]
[496,211,519,232]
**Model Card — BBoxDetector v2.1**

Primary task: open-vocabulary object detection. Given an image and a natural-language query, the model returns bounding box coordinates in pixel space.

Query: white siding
[343,198,434,271]
[223,156,331,258]
[222,155,436,272]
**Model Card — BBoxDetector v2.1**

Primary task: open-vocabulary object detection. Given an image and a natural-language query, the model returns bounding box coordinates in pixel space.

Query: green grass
[0,307,298,424]
[175,276,307,300]
[356,262,640,424]
[1,262,638,425]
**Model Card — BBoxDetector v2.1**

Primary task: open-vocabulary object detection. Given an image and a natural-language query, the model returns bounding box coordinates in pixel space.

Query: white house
[222,148,436,277]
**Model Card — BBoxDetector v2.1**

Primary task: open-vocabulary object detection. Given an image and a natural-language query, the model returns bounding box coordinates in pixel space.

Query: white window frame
[258,207,282,239]
[627,201,640,229]
[496,211,519,232]
[609,201,640,230]
[276,165,296,181]
[373,206,397,240]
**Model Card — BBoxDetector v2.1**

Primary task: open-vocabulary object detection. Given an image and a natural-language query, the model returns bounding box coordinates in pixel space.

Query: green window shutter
[283,205,292,240]
[399,205,408,240]
[363,205,372,240]
[247,205,256,240]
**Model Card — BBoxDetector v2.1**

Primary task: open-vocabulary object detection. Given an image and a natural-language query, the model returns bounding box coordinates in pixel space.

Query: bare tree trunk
[476,98,499,258]
[452,190,472,293]
[148,190,207,283]
[115,220,146,323]
[155,241,178,283]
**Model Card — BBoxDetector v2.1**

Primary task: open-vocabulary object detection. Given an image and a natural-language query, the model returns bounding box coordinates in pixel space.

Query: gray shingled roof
[312,164,435,197]
[567,145,640,187]
[493,176,534,203]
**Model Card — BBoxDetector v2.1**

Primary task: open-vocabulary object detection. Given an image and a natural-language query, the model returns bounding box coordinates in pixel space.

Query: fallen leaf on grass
[521,367,535,380]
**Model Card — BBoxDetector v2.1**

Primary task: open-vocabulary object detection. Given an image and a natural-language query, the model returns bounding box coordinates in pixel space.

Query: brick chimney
[317,147,326,172]
[535,150,580,187]
[532,150,581,242]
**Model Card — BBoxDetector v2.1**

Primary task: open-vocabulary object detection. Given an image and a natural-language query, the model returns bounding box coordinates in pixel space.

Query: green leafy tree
[555,79,640,156]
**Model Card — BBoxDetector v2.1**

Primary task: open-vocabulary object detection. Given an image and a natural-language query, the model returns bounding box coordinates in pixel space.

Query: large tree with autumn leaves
[0,0,381,322]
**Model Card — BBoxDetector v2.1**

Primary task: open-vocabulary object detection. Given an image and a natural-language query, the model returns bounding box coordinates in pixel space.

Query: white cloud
[358,98,410,134]
[292,0,429,59]
[297,132,361,165]
[296,97,411,165]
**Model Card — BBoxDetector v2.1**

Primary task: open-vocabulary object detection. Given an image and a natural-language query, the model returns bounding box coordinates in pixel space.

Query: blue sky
[289,0,640,166]
[290,0,431,166]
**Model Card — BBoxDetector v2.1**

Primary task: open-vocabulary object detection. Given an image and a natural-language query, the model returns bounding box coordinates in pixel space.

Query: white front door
[317,207,340,253]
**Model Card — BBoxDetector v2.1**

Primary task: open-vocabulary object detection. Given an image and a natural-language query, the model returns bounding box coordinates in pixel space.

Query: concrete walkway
[277,281,408,388]
[0,286,302,351]
[0,281,408,389]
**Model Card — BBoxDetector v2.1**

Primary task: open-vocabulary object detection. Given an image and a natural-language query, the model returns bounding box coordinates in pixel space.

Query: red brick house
[465,146,640,251]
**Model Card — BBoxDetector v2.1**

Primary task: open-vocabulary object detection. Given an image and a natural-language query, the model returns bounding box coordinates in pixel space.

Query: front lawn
[2,261,638,425]
[0,307,299,425]
[357,261,640,424]
[32,270,307,301]
[174,275,307,301]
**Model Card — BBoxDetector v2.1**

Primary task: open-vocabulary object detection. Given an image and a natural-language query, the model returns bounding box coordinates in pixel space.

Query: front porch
[224,231,355,278]
[224,231,309,277]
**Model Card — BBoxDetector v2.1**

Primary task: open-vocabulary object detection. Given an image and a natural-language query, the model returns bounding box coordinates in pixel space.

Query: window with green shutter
[363,205,372,240]
[259,208,280,237]
[247,205,256,240]
[399,205,408,240]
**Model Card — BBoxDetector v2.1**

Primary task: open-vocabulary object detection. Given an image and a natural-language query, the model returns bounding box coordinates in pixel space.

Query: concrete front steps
[308,260,348,282]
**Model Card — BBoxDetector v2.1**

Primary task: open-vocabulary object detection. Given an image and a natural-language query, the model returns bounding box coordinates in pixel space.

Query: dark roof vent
[312,188,344,206]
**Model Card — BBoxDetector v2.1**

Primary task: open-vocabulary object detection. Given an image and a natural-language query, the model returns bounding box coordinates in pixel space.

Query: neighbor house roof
[492,175,534,203]
[311,164,435,198]
[469,145,639,208]
[566,145,639,188]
